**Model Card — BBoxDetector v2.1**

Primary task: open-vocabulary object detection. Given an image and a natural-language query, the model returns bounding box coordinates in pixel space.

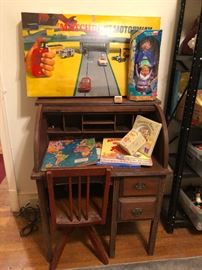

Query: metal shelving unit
[165,0,202,233]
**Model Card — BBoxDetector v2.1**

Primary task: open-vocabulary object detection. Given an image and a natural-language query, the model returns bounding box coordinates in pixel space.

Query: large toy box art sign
[21,13,160,97]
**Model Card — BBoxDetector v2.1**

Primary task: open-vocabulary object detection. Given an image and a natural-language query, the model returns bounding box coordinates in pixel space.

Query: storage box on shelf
[179,188,202,231]
[175,92,202,125]
[186,141,202,177]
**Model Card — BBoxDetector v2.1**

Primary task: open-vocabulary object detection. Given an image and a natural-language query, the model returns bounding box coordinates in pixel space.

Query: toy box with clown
[128,30,162,101]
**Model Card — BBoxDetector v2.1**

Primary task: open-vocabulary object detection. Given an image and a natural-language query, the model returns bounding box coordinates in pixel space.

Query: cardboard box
[175,94,186,121]
[192,103,202,125]
[175,93,202,125]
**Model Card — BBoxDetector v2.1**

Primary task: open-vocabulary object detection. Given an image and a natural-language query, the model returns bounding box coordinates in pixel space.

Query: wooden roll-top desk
[31,97,169,262]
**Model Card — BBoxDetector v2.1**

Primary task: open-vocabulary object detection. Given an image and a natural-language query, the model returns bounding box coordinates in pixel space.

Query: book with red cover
[99,138,152,167]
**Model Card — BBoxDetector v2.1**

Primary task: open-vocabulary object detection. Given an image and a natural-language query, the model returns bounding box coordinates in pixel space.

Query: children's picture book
[133,115,162,157]
[119,129,146,156]
[41,138,98,170]
[21,12,160,97]
[128,29,162,101]
[99,138,152,167]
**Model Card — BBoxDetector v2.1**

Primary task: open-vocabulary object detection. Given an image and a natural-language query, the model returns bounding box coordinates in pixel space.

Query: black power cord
[15,202,40,237]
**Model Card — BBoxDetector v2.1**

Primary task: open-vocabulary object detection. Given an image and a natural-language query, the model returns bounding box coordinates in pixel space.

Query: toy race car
[78,77,91,92]
[59,48,75,58]
[98,54,108,66]
[111,55,126,63]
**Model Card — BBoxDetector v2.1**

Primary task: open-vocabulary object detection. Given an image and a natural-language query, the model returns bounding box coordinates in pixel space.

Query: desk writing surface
[31,157,170,180]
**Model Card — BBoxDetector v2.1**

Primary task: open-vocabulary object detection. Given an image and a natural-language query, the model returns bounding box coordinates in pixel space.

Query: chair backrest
[46,166,111,231]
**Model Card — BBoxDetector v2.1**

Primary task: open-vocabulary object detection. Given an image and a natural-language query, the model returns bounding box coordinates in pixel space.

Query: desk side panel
[34,104,49,172]
[153,103,169,168]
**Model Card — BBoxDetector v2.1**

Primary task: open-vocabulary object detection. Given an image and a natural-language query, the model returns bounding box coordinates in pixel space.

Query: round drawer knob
[131,208,143,216]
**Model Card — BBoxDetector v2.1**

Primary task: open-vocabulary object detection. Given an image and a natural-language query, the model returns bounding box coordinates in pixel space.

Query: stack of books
[99,115,162,167]
[98,138,152,167]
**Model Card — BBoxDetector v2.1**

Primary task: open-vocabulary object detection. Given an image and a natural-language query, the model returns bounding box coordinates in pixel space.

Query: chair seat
[55,197,103,226]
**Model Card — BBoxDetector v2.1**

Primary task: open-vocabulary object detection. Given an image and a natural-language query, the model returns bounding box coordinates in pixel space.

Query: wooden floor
[1,179,202,270]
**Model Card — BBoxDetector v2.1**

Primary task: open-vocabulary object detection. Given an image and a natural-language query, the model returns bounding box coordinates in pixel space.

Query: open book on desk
[41,138,98,170]
[98,138,152,167]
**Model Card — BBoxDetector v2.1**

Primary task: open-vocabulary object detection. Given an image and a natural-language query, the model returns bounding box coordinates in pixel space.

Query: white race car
[98,54,108,66]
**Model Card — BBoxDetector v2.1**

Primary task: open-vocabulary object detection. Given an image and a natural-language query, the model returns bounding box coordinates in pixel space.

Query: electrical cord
[15,202,40,237]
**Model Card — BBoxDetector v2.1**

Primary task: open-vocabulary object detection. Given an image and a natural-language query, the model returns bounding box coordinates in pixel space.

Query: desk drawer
[121,177,159,197]
[118,197,156,221]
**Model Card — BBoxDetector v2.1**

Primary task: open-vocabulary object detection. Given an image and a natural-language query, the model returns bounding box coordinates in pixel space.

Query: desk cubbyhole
[134,112,157,123]
[115,114,133,132]
[82,114,115,131]
[83,124,115,132]
[82,114,115,124]
[64,114,82,132]
[46,113,64,132]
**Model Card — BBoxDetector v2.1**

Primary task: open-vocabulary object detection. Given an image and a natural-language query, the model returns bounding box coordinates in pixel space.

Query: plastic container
[186,141,202,177]
[179,188,202,231]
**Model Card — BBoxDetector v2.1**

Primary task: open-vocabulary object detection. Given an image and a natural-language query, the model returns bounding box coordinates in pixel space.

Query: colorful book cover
[21,13,160,97]
[128,29,162,101]
[133,115,162,157]
[41,138,98,170]
[99,138,152,167]
[119,129,146,156]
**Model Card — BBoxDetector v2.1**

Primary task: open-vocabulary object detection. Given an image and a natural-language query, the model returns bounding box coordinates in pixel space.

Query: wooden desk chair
[46,166,111,270]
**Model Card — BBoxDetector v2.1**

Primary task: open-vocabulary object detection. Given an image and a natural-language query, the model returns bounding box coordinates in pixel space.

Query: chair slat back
[46,166,111,230]
[68,177,73,221]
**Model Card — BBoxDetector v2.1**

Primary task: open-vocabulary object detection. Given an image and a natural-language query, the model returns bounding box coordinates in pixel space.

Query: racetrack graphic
[76,51,120,96]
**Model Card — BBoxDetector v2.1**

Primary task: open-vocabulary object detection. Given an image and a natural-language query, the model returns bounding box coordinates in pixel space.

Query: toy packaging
[21,13,160,97]
[128,30,162,101]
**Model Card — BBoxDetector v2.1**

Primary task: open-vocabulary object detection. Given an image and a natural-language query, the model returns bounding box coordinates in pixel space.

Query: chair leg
[50,231,72,270]
[85,226,109,265]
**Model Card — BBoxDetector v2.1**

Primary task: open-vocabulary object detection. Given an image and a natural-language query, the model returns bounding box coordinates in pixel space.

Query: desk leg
[36,180,52,262]
[148,178,165,255]
[109,178,119,258]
